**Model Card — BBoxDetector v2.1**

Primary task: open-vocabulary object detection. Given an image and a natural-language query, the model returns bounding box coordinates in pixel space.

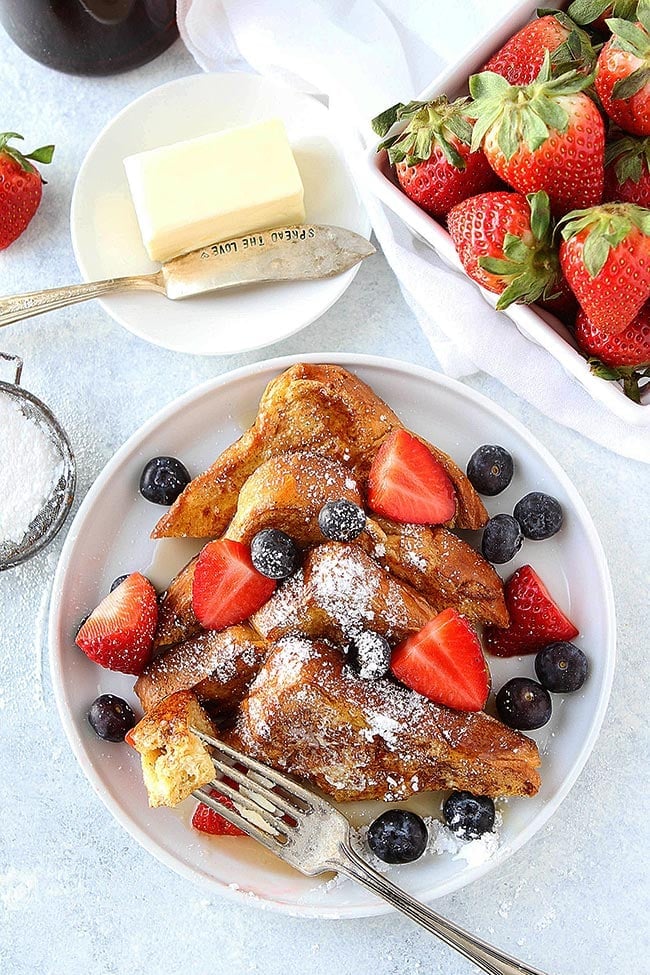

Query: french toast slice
[225,451,362,545]
[362,518,509,628]
[128,691,217,808]
[152,363,487,540]
[228,639,541,801]
[153,555,201,652]
[135,624,269,714]
[251,542,435,644]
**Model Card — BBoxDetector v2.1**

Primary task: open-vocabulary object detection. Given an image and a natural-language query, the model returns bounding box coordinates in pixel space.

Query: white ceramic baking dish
[363,0,650,426]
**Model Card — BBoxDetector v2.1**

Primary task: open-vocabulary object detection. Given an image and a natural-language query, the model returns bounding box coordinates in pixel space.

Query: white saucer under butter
[49,354,615,917]
[70,74,370,355]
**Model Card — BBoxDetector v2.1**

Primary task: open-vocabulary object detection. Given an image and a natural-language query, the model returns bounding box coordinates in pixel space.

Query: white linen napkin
[177,0,650,463]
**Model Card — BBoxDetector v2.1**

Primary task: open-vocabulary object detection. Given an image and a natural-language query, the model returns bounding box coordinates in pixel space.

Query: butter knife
[0,224,375,328]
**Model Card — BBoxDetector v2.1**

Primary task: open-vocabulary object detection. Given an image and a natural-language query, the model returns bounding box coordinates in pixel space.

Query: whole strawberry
[483,12,596,86]
[604,133,650,204]
[595,4,650,135]
[447,190,564,309]
[467,54,605,216]
[372,96,501,219]
[575,304,650,399]
[567,0,637,33]
[0,131,54,249]
[559,202,650,331]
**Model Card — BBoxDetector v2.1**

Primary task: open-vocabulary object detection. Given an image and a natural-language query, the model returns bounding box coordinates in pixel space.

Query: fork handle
[337,844,548,975]
[0,273,164,327]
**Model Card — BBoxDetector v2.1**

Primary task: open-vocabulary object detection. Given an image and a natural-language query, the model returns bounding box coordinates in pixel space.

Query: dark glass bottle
[0,1,178,76]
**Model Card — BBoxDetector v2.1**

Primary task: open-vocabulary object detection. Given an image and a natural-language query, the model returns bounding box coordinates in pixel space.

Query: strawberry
[75,572,158,674]
[390,608,490,712]
[483,13,596,86]
[447,189,564,309]
[192,791,246,837]
[0,132,54,249]
[604,133,650,204]
[575,303,650,400]
[467,54,605,217]
[484,565,579,657]
[192,539,276,631]
[367,429,456,525]
[371,96,501,219]
[595,6,650,136]
[559,202,650,332]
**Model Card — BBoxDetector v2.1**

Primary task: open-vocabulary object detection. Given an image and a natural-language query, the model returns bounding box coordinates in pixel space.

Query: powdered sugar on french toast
[308,546,380,635]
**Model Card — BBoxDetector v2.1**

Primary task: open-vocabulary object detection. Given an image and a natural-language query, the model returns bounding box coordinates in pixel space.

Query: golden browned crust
[225,451,362,546]
[135,624,269,714]
[361,518,509,628]
[153,555,201,652]
[151,364,487,539]
[228,640,540,801]
[251,542,435,645]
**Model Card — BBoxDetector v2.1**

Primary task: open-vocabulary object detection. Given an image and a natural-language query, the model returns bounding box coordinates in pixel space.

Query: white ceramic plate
[48,354,615,918]
[70,74,370,355]
[362,0,650,425]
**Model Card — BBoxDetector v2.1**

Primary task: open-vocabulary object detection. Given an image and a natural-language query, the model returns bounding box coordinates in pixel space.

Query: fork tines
[190,728,316,851]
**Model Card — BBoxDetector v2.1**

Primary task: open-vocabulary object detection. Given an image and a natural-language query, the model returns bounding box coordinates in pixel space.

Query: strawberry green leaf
[372,103,404,137]
[622,375,642,402]
[582,229,611,276]
[613,65,650,100]
[528,190,552,241]
[378,95,473,168]
[568,0,636,25]
[25,144,54,165]
[638,0,650,34]
[607,18,650,58]
[605,135,650,184]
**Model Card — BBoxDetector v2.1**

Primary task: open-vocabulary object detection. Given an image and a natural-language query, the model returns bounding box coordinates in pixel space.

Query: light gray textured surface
[0,29,648,975]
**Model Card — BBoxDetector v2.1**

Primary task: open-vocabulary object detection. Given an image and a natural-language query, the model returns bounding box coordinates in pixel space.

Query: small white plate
[70,74,370,355]
[49,354,615,917]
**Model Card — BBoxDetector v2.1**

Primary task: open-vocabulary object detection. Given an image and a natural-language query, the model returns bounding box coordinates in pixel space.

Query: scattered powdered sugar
[0,396,63,546]
[427,813,502,867]
[360,710,402,750]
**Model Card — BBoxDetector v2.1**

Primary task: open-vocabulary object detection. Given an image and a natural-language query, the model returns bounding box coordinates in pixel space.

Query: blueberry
[250,528,300,579]
[496,677,552,730]
[367,810,428,864]
[110,574,129,592]
[535,642,588,693]
[513,492,563,540]
[466,445,514,496]
[139,456,191,506]
[348,631,392,679]
[481,513,523,564]
[318,499,366,542]
[87,694,136,742]
[443,791,495,840]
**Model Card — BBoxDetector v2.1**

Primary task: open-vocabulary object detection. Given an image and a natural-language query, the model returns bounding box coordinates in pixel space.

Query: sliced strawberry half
[485,564,579,657]
[192,539,276,631]
[390,608,490,711]
[192,791,246,837]
[75,572,158,675]
[367,429,456,525]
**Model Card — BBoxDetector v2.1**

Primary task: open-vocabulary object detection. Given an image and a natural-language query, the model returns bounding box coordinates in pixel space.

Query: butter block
[124,119,306,264]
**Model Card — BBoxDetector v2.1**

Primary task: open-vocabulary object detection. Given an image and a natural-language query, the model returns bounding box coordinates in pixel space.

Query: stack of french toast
[127,363,541,811]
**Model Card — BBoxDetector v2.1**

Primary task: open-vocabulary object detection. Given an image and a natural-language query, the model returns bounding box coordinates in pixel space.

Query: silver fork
[192,730,548,975]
